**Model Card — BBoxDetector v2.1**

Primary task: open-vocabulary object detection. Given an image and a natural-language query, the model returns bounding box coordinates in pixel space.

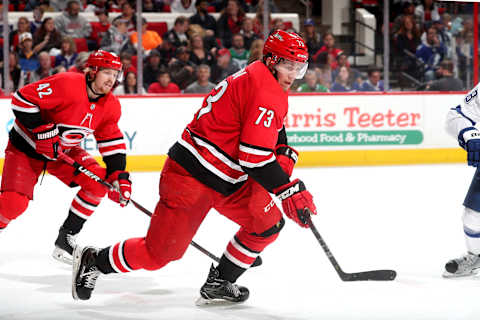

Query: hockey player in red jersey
[72,30,316,303]
[0,50,132,264]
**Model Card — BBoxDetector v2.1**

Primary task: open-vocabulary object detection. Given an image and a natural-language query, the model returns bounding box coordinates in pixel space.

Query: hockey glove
[106,171,132,207]
[32,123,60,160]
[273,179,317,228]
[275,144,298,177]
[459,127,480,167]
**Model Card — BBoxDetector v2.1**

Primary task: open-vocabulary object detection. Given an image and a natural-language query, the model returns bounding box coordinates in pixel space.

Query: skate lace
[225,282,241,298]
[463,253,478,267]
[66,234,76,248]
[83,266,100,289]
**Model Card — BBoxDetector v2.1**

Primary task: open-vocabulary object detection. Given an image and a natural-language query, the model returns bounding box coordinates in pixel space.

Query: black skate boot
[196,264,249,305]
[72,245,100,301]
[52,227,77,265]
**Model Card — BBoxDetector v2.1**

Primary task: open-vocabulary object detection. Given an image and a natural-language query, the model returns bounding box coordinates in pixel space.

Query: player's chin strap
[57,151,263,268]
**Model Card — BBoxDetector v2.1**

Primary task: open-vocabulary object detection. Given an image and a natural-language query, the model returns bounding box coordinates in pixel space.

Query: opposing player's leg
[197,180,284,305]
[73,158,214,300]
[445,167,480,278]
[0,142,43,231]
[49,147,107,264]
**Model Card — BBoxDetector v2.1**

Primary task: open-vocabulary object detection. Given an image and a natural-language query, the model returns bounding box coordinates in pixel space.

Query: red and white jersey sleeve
[12,73,67,114]
[94,95,126,158]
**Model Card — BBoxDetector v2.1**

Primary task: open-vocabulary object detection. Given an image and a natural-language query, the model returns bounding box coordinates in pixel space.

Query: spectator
[184,64,216,93]
[247,39,264,64]
[30,6,45,35]
[90,8,111,47]
[303,19,323,63]
[33,17,63,55]
[143,0,163,12]
[229,33,249,68]
[189,0,217,37]
[314,51,333,89]
[100,18,133,55]
[29,51,54,83]
[330,66,360,92]
[163,16,190,49]
[332,54,361,85]
[392,14,421,73]
[120,52,136,74]
[359,68,384,91]
[143,49,165,89]
[0,51,25,92]
[18,32,39,74]
[240,17,259,50]
[426,59,463,91]
[217,0,246,48]
[68,51,89,73]
[189,24,219,57]
[210,48,240,84]
[130,18,163,54]
[85,0,108,12]
[10,17,31,51]
[50,0,70,11]
[114,71,146,94]
[171,0,196,14]
[119,2,136,33]
[313,32,343,68]
[392,1,416,35]
[297,69,329,92]
[189,33,215,66]
[415,26,447,81]
[54,1,92,39]
[272,18,285,32]
[168,45,196,90]
[252,0,272,36]
[52,65,67,75]
[415,0,440,29]
[54,36,78,70]
[147,70,181,94]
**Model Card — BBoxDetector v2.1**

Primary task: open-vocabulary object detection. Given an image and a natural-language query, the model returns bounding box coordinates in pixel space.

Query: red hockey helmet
[86,50,123,71]
[263,30,309,79]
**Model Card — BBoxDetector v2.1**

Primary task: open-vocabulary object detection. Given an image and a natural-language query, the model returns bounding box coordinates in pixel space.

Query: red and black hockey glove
[273,179,317,228]
[275,144,298,177]
[106,171,132,207]
[32,123,60,160]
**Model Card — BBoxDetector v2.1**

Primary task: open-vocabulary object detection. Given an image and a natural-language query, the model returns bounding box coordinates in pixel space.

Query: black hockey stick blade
[303,209,397,281]
[339,269,397,281]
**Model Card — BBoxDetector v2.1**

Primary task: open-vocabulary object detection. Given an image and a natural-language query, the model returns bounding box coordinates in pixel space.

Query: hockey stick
[57,152,262,267]
[302,209,396,281]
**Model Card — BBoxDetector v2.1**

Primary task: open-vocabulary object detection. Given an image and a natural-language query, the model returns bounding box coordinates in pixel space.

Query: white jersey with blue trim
[446,84,480,142]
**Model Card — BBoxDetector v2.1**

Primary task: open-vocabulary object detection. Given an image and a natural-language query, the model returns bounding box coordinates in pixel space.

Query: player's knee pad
[0,192,29,224]
[463,207,480,236]
[255,217,285,239]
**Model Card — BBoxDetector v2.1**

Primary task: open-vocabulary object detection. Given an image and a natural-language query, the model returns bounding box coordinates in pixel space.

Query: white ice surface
[1,164,480,320]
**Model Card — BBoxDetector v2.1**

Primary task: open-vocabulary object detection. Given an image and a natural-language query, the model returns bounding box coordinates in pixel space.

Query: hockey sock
[217,255,247,283]
[61,210,87,234]
[95,247,117,274]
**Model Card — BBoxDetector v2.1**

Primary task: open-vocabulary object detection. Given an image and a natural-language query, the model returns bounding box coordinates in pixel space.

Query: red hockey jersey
[169,61,289,196]
[10,72,126,160]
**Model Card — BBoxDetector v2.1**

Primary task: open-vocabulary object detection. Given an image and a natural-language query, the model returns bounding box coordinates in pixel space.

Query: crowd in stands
[0,0,475,95]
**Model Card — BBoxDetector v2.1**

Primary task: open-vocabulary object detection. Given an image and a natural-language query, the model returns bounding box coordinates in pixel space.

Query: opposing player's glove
[273,179,317,228]
[275,144,298,177]
[32,123,60,160]
[106,171,132,207]
[459,127,480,167]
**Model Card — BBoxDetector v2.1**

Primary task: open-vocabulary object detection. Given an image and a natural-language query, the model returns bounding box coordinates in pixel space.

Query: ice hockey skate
[195,264,249,306]
[72,245,100,300]
[443,252,480,278]
[52,227,77,265]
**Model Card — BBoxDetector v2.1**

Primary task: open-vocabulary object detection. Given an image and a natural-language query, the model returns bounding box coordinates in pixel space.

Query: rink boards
[0,92,466,172]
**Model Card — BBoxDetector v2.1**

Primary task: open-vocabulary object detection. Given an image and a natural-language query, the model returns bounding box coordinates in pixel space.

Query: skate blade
[442,270,478,278]
[71,246,83,300]
[52,247,73,265]
[195,296,244,306]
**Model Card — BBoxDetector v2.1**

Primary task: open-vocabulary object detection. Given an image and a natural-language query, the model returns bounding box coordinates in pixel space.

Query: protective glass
[275,59,308,79]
